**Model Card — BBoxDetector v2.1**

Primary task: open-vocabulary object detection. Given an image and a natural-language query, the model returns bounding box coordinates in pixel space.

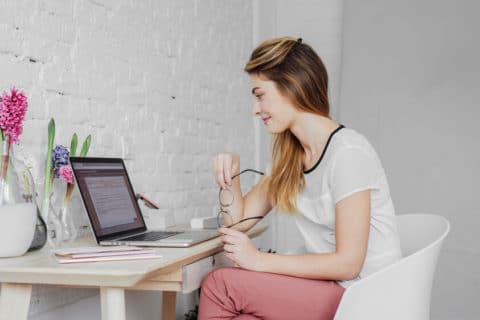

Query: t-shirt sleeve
[329,147,380,204]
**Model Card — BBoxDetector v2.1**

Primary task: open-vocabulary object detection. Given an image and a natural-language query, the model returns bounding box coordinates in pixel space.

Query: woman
[198,37,402,320]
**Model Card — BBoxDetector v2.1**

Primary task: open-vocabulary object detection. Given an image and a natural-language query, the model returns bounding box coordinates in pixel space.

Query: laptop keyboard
[121,231,182,242]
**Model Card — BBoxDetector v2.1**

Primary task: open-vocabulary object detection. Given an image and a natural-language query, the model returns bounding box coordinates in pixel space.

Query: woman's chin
[266,126,286,134]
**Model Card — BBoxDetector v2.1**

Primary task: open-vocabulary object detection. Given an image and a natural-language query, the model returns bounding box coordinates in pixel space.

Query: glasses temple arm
[231,169,265,180]
[226,215,264,228]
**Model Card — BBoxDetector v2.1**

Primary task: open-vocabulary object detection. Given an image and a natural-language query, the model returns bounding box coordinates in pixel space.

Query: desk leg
[0,283,32,320]
[162,291,176,320]
[100,287,125,320]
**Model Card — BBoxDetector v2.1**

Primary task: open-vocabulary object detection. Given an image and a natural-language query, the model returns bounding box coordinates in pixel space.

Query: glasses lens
[219,188,234,207]
[218,211,233,228]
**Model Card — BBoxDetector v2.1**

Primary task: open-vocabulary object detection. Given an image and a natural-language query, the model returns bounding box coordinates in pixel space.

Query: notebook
[70,157,219,247]
[53,246,162,264]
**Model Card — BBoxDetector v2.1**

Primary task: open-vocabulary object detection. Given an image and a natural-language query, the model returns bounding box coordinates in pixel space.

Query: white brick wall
[0,0,254,318]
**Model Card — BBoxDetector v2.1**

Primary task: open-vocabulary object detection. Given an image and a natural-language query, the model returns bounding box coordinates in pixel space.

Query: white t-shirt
[272,127,402,288]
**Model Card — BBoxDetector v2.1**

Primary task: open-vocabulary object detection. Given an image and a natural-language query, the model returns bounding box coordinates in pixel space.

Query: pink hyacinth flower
[59,165,75,185]
[0,87,28,143]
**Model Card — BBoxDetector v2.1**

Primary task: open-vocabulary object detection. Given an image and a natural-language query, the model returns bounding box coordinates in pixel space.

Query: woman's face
[250,74,298,134]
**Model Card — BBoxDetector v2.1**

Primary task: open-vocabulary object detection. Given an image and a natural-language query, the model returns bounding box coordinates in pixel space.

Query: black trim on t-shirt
[303,124,345,174]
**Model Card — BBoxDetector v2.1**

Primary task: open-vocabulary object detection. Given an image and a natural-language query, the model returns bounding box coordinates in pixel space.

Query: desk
[0,224,267,320]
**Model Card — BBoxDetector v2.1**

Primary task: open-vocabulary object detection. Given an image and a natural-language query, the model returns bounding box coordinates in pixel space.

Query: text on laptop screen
[71,160,145,237]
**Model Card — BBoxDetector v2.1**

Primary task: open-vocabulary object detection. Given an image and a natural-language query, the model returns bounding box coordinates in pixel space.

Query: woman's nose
[252,101,261,116]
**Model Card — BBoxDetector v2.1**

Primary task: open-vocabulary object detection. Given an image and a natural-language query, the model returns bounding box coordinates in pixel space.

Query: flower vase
[59,204,77,243]
[27,206,47,252]
[44,193,63,247]
[0,141,37,257]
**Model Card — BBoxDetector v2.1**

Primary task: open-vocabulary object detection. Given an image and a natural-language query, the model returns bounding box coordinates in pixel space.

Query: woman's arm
[257,190,370,280]
[221,189,370,280]
[233,175,272,231]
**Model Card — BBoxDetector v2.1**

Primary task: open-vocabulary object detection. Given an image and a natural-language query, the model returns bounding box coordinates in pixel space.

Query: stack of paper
[53,246,162,264]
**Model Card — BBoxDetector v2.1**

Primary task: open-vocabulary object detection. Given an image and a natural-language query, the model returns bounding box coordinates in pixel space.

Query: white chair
[333,213,450,320]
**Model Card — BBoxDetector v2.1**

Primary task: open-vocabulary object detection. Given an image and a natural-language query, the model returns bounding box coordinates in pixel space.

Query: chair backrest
[333,213,450,320]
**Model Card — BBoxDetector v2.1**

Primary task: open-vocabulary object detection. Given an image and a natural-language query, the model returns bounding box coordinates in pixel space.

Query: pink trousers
[198,267,345,320]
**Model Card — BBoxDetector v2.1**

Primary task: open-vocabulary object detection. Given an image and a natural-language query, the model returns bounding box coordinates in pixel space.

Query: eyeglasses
[217,169,265,228]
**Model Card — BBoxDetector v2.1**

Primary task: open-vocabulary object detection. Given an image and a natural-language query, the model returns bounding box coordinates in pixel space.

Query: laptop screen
[70,157,146,240]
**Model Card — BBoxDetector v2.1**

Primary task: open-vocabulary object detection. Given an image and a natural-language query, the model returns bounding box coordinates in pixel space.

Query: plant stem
[0,136,11,180]
[63,183,74,208]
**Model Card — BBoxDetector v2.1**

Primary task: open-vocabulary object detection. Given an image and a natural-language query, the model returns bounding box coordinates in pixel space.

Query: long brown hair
[244,37,330,214]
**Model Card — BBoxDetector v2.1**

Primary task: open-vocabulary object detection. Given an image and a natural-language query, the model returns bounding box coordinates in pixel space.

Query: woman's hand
[213,153,240,189]
[219,227,262,271]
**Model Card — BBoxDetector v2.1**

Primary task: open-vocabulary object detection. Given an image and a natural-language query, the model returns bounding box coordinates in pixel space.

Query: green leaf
[41,118,55,216]
[48,119,55,148]
[79,134,91,157]
[70,133,78,157]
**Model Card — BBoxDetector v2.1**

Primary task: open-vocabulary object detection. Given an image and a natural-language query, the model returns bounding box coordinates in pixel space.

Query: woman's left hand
[219,227,262,271]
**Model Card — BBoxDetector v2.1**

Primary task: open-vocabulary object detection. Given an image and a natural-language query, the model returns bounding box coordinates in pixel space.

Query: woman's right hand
[213,152,240,189]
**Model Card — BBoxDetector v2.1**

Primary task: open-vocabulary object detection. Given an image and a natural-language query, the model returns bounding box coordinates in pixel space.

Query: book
[56,253,163,264]
[53,246,162,264]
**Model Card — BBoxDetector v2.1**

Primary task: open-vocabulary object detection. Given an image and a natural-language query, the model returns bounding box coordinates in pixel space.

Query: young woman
[198,37,402,320]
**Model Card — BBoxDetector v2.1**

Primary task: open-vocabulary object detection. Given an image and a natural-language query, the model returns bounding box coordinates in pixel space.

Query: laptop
[70,157,219,247]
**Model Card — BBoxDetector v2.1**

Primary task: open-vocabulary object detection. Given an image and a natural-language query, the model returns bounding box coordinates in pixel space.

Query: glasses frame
[217,169,265,228]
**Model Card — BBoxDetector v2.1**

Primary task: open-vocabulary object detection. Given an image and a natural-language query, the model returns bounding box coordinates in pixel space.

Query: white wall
[340,0,480,319]
[0,0,254,318]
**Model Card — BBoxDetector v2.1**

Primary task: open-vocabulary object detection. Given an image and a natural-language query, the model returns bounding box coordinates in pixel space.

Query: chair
[333,213,450,320]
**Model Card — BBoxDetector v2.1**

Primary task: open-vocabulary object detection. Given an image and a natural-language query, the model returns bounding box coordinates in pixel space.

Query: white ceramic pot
[0,203,37,258]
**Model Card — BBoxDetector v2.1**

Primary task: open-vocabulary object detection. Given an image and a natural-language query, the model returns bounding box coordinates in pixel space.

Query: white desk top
[0,224,267,287]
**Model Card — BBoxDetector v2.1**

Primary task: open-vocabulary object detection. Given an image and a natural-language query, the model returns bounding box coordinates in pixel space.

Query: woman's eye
[255,94,264,100]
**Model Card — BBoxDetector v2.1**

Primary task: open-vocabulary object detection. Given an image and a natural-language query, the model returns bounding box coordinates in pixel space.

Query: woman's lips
[262,116,271,124]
